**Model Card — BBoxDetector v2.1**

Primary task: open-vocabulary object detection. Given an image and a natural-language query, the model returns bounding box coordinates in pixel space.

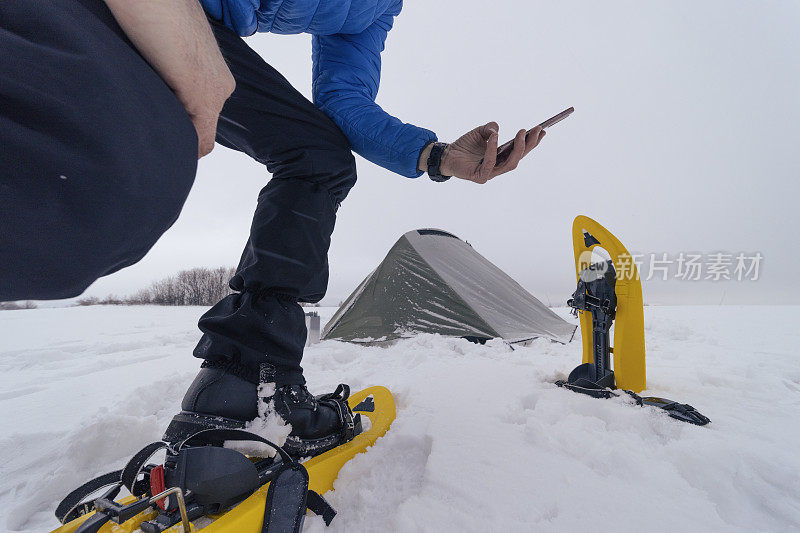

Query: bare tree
[99,295,122,305]
[74,267,238,306]
[130,267,237,306]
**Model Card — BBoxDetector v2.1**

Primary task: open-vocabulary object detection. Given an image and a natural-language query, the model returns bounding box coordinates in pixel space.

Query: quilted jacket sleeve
[199,0,259,36]
[311,1,437,178]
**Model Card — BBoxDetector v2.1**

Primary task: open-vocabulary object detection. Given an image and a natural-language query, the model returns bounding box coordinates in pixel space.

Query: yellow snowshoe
[567,215,646,392]
[557,216,709,425]
[51,386,395,533]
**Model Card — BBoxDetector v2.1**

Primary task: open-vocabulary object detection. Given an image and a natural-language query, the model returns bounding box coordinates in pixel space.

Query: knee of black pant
[326,148,358,208]
[276,144,357,209]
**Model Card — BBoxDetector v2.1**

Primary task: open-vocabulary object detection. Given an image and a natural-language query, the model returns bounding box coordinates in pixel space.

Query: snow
[1,305,799,532]
[226,382,292,457]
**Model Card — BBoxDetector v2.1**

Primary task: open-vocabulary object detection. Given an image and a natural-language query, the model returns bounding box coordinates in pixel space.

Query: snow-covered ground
[1,305,799,532]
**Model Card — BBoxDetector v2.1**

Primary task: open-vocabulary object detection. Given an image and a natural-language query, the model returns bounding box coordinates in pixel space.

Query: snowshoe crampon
[51,386,395,533]
[558,216,709,426]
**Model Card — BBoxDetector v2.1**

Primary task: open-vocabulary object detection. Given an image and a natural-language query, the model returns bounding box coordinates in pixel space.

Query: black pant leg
[193,18,358,385]
[0,0,198,301]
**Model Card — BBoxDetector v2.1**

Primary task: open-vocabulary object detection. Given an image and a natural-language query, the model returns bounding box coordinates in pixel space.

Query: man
[0,0,546,454]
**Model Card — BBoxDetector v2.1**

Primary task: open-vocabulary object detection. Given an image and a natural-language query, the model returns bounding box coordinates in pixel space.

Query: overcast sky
[81,0,800,306]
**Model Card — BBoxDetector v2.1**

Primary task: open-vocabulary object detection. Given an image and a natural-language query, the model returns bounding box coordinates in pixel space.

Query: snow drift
[0,305,798,532]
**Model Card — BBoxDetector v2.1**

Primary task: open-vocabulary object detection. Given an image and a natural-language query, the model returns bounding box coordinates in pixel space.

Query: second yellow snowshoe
[558,216,710,425]
[568,215,646,392]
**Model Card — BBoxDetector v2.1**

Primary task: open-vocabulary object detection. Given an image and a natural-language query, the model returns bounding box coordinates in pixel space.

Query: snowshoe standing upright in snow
[562,215,646,393]
[557,215,710,426]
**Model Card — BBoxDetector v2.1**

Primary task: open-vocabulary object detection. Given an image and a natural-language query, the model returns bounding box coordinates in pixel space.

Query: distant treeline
[1,267,326,309]
[0,301,37,310]
[77,266,237,307]
[75,267,321,307]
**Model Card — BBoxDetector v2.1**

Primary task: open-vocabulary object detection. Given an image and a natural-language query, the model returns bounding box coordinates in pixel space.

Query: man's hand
[419,122,546,184]
[103,0,235,158]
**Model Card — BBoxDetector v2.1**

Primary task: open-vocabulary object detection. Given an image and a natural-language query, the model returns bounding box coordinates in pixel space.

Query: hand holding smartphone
[495,106,573,165]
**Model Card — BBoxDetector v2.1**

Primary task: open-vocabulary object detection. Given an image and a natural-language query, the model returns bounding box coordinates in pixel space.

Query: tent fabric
[322,229,576,344]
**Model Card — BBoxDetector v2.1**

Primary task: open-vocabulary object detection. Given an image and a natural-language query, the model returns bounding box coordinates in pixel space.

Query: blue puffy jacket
[199,0,437,177]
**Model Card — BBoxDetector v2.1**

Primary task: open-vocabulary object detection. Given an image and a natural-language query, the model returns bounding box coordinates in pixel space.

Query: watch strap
[427,142,451,182]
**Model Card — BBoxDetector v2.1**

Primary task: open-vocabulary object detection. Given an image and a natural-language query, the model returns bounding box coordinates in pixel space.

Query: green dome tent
[322,229,576,345]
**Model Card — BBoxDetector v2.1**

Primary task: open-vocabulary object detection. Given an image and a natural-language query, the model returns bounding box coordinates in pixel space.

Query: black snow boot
[163,366,359,457]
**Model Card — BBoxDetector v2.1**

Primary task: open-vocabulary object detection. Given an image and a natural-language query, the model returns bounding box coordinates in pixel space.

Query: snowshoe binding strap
[177,428,295,464]
[282,383,360,457]
[622,392,711,426]
[316,383,350,402]
[55,440,167,524]
[319,384,358,443]
[555,376,615,399]
[556,382,712,426]
[173,429,336,531]
[262,462,309,532]
[55,472,122,524]
[121,441,169,496]
[73,507,115,533]
[57,428,338,531]
[651,400,710,426]
[261,464,334,531]
[307,490,337,525]
[260,463,336,532]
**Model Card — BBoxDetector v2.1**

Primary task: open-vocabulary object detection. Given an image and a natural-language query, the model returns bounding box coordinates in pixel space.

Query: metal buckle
[150,487,191,532]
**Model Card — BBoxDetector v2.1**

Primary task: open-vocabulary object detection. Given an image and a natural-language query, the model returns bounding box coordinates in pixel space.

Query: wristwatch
[426,142,451,182]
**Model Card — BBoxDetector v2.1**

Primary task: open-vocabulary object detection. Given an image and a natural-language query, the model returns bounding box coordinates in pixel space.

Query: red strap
[149,465,166,510]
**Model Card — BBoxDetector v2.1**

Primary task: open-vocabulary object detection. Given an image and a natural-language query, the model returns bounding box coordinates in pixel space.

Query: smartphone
[495,106,574,164]
[536,106,574,130]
